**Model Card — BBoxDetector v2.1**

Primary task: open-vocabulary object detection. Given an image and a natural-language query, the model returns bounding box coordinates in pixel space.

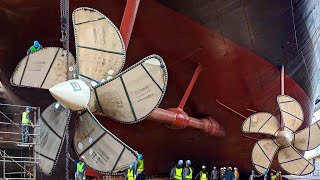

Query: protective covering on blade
[35,102,71,174]
[11,47,76,89]
[73,7,126,84]
[242,113,280,136]
[94,54,168,123]
[74,110,137,174]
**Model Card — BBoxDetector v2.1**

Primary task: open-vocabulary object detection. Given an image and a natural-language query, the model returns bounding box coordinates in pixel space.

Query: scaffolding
[0,103,40,180]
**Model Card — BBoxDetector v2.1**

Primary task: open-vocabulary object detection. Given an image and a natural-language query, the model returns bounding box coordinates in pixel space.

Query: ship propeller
[11,7,168,175]
[242,95,320,175]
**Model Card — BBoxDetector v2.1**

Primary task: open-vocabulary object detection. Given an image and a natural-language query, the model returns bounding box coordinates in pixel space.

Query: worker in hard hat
[278,171,282,180]
[220,167,226,180]
[234,167,239,180]
[211,167,219,180]
[170,160,183,180]
[125,162,136,180]
[136,154,145,180]
[27,40,43,55]
[249,170,261,180]
[195,165,209,180]
[270,173,277,180]
[21,107,34,143]
[182,160,193,180]
[67,154,86,180]
[262,171,268,180]
[225,167,234,180]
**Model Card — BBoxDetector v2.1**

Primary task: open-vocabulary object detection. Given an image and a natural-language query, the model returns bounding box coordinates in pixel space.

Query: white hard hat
[234,167,237,170]
[202,165,206,169]
[80,155,85,160]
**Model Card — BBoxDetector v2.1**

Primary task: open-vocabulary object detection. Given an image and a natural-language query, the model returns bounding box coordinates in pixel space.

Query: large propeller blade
[242,113,280,136]
[11,47,76,89]
[251,138,279,174]
[293,120,320,151]
[277,95,304,132]
[93,54,168,123]
[278,145,314,175]
[34,102,71,174]
[74,109,137,174]
[73,7,126,84]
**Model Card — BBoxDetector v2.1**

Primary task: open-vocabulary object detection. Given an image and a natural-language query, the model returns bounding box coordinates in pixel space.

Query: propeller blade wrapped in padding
[293,120,320,151]
[242,113,280,136]
[34,102,71,174]
[251,138,279,174]
[93,54,168,123]
[277,95,304,132]
[74,110,137,174]
[11,47,76,89]
[278,145,314,175]
[73,7,126,83]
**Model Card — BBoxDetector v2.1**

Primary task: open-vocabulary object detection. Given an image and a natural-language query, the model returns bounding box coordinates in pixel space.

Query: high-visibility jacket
[174,167,183,180]
[137,159,144,173]
[185,167,193,179]
[29,45,41,53]
[22,112,29,124]
[127,168,134,180]
[201,171,208,180]
[77,162,85,173]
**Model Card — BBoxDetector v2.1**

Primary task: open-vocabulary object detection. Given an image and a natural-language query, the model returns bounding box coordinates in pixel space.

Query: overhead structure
[242,95,320,175]
[11,7,168,175]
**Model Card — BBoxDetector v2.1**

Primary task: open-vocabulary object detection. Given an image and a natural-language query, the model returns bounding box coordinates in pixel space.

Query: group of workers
[125,154,145,180]
[170,160,239,180]
[250,170,282,180]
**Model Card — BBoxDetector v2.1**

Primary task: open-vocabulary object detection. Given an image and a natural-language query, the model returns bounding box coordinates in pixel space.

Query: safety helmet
[186,160,191,165]
[178,160,183,165]
[138,154,143,160]
[228,167,232,170]
[270,173,273,175]
[80,156,85,161]
[251,170,255,173]
[130,162,135,166]
[34,40,40,48]
[234,167,237,170]
[213,167,216,169]
[26,107,32,111]
[224,167,226,170]
[202,165,206,169]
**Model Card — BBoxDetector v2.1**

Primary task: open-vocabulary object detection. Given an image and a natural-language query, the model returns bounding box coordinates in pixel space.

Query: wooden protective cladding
[74,110,137,174]
[94,54,168,123]
[34,103,71,175]
[278,145,314,175]
[242,113,280,136]
[73,7,126,84]
[11,47,76,89]
[277,95,304,133]
[251,138,279,174]
[293,120,320,151]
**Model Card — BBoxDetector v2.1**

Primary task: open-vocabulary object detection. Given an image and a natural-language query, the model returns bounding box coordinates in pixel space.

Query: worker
[170,160,184,180]
[270,173,277,180]
[278,171,282,180]
[195,165,209,180]
[225,167,234,180]
[67,154,86,180]
[210,167,219,180]
[234,167,239,180]
[136,154,145,180]
[220,167,225,180]
[125,162,136,180]
[27,40,43,55]
[249,170,261,180]
[262,171,268,180]
[182,160,193,180]
[21,107,34,143]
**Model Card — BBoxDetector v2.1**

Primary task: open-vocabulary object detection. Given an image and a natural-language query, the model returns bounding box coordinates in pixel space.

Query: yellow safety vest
[174,167,183,180]
[127,168,134,180]
[21,112,29,124]
[185,167,193,179]
[201,171,208,180]
[77,162,85,173]
[137,159,144,172]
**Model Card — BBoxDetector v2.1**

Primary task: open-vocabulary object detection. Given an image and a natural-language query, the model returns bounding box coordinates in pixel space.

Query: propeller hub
[49,79,91,111]
[276,130,293,146]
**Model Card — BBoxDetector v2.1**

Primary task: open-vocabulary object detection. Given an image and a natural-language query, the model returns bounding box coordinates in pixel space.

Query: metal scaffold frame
[0,103,40,180]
